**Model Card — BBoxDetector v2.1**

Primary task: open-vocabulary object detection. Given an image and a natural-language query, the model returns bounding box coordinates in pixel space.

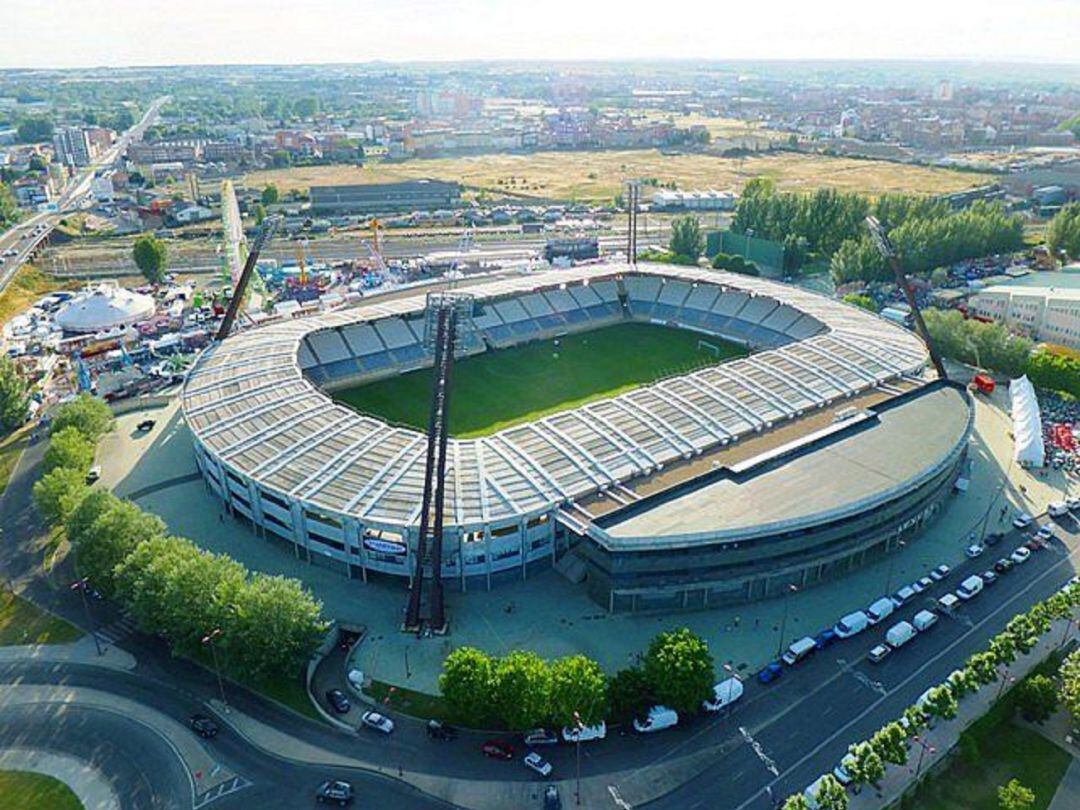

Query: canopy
[55,282,155,334]
[1009,375,1045,467]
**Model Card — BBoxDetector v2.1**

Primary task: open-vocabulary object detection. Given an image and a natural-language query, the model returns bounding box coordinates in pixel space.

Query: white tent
[1009,375,1045,468]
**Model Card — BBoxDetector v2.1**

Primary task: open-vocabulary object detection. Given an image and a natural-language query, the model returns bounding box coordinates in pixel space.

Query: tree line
[439,626,714,730]
[781,581,1080,810]
[729,178,1025,284]
[32,395,327,682]
[1047,203,1080,262]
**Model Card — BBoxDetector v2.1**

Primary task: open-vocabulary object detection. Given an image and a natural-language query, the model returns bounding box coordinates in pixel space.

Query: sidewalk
[848,614,1078,809]
[0,747,120,810]
[0,635,137,671]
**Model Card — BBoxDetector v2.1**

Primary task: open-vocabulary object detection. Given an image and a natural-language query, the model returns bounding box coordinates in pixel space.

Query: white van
[834,610,870,638]
[937,593,960,611]
[956,575,984,601]
[885,620,917,649]
[633,706,679,734]
[782,636,817,666]
[912,610,938,632]
[561,721,606,743]
[703,677,745,712]
[866,597,895,625]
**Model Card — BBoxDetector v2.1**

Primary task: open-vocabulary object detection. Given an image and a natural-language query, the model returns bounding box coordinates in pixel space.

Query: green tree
[0,356,30,432]
[1027,348,1080,399]
[947,669,977,699]
[261,185,280,205]
[253,203,267,225]
[869,721,909,766]
[0,182,21,229]
[69,495,165,597]
[1047,203,1080,261]
[813,774,849,810]
[1015,674,1058,723]
[989,632,1019,667]
[997,778,1035,810]
[607,666,654,724]
[668,216,704,262]
[439,647,495,726]
[846,741,885,787]
[1058,649,1080,723]
[32,466,89,525]
[43,426,95,475]
[133,234,168,284]
[903,704,928,734]
[924,685,959,721]
[548,655,607,728]
[50,394,114,442]
[781,796,811,810]
[841,293,878,313]
[642,627,714,715]
[930,266,951,287]
[491,651,551,730]
[17,117,54,143]
[293,97,319,118]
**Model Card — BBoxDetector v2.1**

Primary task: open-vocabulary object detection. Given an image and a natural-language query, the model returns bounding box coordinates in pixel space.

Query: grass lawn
[0,771,82,810]
[0,426,30,497]
[367,679,453,724]
[0,588,81,646]
[248,671,322,722]
[333,322,745,437]
[907,720,1070,810]
[0,265,69,325]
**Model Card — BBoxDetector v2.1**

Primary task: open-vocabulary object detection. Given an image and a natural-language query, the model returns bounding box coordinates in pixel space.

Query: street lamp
[912,735,936,779]
[573,710,585,806]
[744,228,754,261]
[776,583,799,657]
[721,662,743,718]
[201,627,228,712]
[1061,617,1078,648]
[69,578,103,656]
[996,668,1016,702]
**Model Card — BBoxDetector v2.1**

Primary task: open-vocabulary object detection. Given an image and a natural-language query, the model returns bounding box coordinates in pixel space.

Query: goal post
[697,339,721,358]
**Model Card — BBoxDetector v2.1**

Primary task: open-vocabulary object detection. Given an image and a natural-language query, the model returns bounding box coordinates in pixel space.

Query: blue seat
[325,358,359,379]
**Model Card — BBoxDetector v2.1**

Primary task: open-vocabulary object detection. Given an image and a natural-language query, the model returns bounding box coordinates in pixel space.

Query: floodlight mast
[864,216,948,381]
[216,214,283,341]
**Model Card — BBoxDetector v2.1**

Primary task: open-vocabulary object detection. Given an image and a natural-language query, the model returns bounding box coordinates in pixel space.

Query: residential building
[968,285,1080,350]
[53,126,92,167]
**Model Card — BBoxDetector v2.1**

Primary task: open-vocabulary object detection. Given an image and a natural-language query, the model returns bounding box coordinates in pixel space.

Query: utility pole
[70,578,103,656]
[201,627,228,712]
[775,583,798,657]
[624,180,640,265]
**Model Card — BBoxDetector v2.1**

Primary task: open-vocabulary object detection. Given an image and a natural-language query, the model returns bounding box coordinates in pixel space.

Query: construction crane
[216,214,282,341]
[864,216,948,381]
[296,239,309,286]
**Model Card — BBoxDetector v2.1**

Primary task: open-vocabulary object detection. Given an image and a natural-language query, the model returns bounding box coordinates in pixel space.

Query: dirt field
[244,150,992,203]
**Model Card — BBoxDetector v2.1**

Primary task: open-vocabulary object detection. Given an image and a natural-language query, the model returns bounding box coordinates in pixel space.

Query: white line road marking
[608,784,632,808]
[739,726,779,777]
[851,671,888,697]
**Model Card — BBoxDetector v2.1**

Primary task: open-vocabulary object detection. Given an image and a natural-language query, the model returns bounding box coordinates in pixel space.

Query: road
[0,95,169,292]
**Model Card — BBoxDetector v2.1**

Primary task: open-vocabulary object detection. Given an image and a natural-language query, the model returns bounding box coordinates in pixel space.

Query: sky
[3,0,1078,68]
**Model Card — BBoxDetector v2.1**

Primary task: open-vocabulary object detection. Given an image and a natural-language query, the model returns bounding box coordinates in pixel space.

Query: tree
[781,796,811,810]
[669,216,704,262]
[253,203,267,225]
[32,466,89,525]
[812,774,849,810]
[607,666,654,724]
[712,252,761,276]
[869,721,909,766]
[997,779,1035,810]
[903,704,928,734]
[841,293,878,313]
[846,741,885,787]
[1027,348,1080,399]
[69,495,165,597]
[1015,674,1058,723]
[51,394,114,442]
[947,669,976,699]
[17,117,54,144]
[43,426,95,474]
[0,356,30,432]
[930,267,951,287]
[1058,649,1080,723]
[1047,203,1080,261]
[261,185,280,205]
[133,234,168,284]
[642,627,714,715]
[0,182,19,229]
[439,647,495,727]
[966,651,1001,687]
[924,685,959,721]
[293,97,319,118]
[491,650,551,730]
[548,655,607,728]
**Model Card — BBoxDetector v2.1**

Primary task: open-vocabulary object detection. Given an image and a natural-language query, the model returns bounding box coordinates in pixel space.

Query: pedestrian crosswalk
[94,615,136,645]
[193,775,252,809]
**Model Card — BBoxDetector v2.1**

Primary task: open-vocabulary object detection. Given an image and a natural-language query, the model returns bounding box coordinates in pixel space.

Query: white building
[652,189,738,212]
[968,285,1080,350]
[53,126,92,168]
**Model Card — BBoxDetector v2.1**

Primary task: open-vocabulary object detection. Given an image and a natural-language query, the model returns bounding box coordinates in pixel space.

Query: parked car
[814,628,839,649]
[982,570,998,586]
[1037,525,1055,541]
[1048,502,1070,518]
[1010,547,1032,565]
[757,662,784,684]
[866,597,895,625]
[834,611,870,638]
[325,689,351,714]
[892,585,917,606]
[561,722,606,743]
[781,636,817,666]
[315,780,354,806]
[85,465,102,484]
[189,714,219,738]
[1067,497,1080,512]
[985,531,1005,546]
[832,754,858,786]
[917,576,935,590]
[1013,513,1033,529]
[482,740,515,760]
[994,558,1014,574]
[912,610,938,632]
[956,575,984,601]
[965,544,985,559]
[136,419,156,432]
[885,620,917,649]
[524,728,558,746]
[427,719,457,740]
[360,710,394,734]
[633,705,679,734]
[930,564,951,582]
[524,752,553,777]
[703,677,745,712]
[868,644,891,663]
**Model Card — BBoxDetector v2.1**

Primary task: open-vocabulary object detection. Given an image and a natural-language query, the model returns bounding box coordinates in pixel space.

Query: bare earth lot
[244,150,992,203]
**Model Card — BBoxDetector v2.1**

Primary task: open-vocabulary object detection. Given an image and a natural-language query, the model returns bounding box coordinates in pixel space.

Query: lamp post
[996,667,1015,702]
[721,662,743,718]
[744,228,754,261]
[776,583,799,657]
[912,736,936,779]
[201,627,228,712]
[1061,617,1077,648]
[573,710,584,806]
[70,578,103,656]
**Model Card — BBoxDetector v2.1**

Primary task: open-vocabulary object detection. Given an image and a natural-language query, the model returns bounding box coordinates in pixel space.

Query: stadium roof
[182,262,929,531]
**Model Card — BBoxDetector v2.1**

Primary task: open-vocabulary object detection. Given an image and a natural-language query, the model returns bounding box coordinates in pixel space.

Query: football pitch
[332,322,747,438]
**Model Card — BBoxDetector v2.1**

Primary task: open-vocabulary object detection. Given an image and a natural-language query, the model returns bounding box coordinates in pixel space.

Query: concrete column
[519,519,527,581]
[484,526,492,592]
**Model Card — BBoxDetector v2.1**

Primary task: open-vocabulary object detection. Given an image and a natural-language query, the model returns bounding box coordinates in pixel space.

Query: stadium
[181,262,973,612]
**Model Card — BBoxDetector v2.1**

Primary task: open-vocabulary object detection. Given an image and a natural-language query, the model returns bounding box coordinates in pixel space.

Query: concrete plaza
[100,386,1077,695]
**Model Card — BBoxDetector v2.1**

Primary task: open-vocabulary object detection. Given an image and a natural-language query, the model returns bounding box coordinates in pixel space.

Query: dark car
[994,558,1014,574]
[136,419,156,432]
[757,662,784,684]
[985,531,1005,547]
[814,629,839,650]
[982,570,999,585]
[427,719,458,741]
[481,740,514,760]
[325,689,351,714]
[544,784,562,810]
[315,780,353,806]
[188,714,218,738]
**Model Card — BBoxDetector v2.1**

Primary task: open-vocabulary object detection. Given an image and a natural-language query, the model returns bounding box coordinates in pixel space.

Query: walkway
[0,747,120,810]
[1048,759,1080,810]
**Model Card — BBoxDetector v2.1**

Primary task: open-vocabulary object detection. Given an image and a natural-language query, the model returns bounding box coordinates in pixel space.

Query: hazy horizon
[5,0,1079,70]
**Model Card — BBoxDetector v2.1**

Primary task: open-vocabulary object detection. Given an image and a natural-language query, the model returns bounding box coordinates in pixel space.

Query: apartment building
[968,284,1080,350]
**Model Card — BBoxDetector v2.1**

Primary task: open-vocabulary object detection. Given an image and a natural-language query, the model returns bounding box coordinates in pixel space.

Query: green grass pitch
[332,322,747,438]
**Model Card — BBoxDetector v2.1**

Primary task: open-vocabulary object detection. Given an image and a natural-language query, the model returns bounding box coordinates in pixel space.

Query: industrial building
[308,180,461,214]
[968,284,1080,351]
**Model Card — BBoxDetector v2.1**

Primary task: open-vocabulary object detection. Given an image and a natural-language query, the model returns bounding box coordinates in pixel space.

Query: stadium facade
[182,262,972,611]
